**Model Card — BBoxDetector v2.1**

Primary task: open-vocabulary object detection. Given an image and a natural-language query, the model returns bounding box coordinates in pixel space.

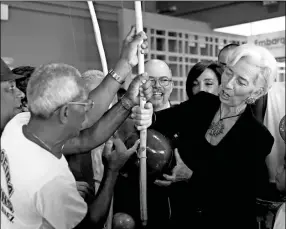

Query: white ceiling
[214,16,285,36]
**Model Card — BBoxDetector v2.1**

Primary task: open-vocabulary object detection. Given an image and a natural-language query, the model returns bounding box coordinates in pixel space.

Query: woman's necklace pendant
[209,120,224,137]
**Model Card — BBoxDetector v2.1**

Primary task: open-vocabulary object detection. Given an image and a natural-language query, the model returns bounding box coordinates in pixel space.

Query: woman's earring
[245,97,256,104]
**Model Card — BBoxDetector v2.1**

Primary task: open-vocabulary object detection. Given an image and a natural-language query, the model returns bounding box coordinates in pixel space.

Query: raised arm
[63,73,153,155]
[84,26,148,126]
[76,135,140,228]
[39,137,139,229]
[148,92,219,139]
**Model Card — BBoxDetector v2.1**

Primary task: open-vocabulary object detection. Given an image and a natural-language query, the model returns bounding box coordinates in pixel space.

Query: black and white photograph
[1,1,285,229]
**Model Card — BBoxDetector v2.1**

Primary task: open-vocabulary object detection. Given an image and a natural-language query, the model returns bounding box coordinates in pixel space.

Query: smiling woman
[186,61,223,99]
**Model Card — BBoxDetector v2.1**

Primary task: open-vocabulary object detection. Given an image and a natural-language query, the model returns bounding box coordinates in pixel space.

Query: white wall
[1,1,120,72]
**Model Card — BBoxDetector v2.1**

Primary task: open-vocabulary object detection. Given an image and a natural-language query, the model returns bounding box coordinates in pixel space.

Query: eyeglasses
[68,99,94,112]
[149,77,172,87]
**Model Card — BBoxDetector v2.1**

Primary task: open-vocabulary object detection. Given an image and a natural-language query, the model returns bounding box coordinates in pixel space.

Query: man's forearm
[86,60,132,125]
[63,98,132,155]
[87,169,119,228]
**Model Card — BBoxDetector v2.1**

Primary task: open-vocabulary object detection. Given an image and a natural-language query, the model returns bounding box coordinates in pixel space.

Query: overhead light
[262,1,278,6]
[214,16,285,36]
[157,6,177,14]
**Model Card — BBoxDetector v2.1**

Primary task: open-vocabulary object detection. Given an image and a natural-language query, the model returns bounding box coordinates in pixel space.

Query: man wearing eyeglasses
[0,58,26,133]
[146,59,173,112]
[1,27,153,229]
[116,59,174,141]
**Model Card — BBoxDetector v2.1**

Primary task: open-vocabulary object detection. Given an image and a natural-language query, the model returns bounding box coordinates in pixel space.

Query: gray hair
[82,70,104,92]
[27,63,84,119]
[227,44,277,94]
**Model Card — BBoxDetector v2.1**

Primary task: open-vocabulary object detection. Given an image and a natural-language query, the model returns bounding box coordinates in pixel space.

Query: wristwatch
[108,69,124,84]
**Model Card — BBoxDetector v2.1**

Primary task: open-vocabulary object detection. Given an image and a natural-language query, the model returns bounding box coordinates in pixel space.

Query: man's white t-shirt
[1,112,87,229]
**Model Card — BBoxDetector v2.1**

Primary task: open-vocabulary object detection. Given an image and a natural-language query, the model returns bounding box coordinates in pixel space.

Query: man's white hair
[227,44,278,94]
[27,63,84,119]
[82,70,104,92]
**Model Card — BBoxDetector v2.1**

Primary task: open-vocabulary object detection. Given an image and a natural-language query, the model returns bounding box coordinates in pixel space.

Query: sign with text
[247,31,285,58]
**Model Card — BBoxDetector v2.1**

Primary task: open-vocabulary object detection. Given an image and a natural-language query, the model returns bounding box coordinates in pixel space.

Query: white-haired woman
[137,44,277,229]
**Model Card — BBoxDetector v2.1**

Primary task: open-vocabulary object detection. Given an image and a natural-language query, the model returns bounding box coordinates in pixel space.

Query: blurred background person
[264,81,285,185]
[255,81,285,229]
[186,61,223,99]
[218,43,239,66]
[1,58,25,132]
[272,154,285,229]
[12,66,35,112]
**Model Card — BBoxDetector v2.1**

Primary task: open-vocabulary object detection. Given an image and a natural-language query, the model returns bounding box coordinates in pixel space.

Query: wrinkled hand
[131,103,153,131]
[119,26,148,67]
[102,134,140,172]
[124,72,152,106]
[154,149,193,187]
[76,181,94,199]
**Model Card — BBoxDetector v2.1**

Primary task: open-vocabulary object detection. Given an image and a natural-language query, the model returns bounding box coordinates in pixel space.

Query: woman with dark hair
[186,61,223,98]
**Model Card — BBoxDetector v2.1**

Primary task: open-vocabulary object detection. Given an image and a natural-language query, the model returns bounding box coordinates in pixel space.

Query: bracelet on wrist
[108,69,125,84]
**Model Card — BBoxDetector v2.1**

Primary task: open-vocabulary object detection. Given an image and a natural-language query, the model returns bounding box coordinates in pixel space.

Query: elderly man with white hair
[133,44,278,229]
[1,27,153,229]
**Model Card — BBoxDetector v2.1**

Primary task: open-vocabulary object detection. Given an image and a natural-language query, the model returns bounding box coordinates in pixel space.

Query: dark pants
[169,181,259,229]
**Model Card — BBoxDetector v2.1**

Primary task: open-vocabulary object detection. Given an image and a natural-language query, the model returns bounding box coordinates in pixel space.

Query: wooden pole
[87,1,108,76]
[87,2,114,229]
[135,1,148,227]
